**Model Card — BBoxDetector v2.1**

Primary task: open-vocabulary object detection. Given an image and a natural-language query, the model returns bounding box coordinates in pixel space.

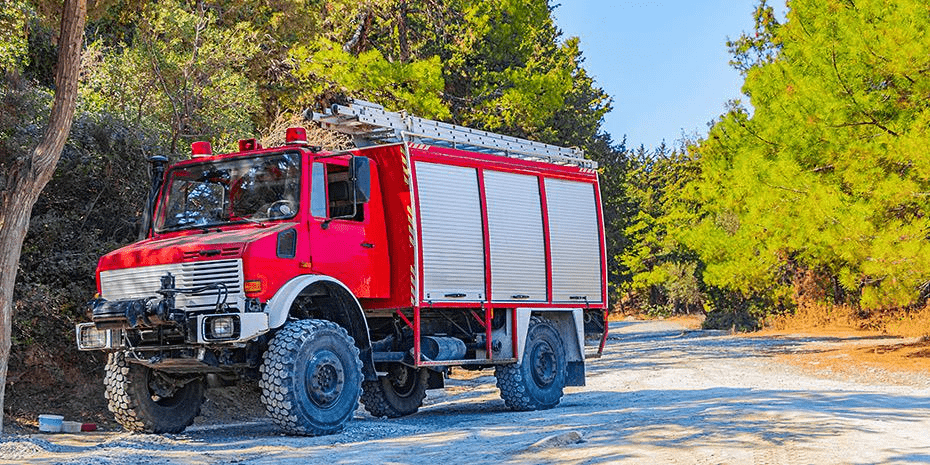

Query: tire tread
[259,319,362,435]
[104,352,203,433]
[495,316,565,411]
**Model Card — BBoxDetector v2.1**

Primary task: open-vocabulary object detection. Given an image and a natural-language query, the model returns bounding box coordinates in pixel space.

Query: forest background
[1,0,929,427]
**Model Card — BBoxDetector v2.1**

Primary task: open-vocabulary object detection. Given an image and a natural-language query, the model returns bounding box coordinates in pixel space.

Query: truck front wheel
[495,317,567,411]
[259,319,363,435]
[361,365,429,418]
[104,352,204,433]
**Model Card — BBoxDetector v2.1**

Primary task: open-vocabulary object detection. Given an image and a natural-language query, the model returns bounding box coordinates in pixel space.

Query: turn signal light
[244,280,263,294]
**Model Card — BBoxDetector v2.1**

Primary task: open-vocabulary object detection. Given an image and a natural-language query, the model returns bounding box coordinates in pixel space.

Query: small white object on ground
[61,421,82,433]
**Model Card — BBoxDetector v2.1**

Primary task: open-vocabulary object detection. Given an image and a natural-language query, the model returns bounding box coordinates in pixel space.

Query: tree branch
[343,10,371,55]
[831,47,899,137]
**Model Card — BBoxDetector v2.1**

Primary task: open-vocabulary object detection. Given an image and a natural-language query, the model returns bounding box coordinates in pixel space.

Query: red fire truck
[75,100,608,435]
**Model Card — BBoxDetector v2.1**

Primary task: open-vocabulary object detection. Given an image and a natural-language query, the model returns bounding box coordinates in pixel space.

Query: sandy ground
[2,319,930,464]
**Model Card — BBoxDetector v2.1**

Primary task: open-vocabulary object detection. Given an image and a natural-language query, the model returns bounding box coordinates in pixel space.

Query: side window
[310,162,364,221]
[311,162,327,217]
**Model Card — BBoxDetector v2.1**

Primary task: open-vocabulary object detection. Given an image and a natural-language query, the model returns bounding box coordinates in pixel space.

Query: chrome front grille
[100,259,245,313]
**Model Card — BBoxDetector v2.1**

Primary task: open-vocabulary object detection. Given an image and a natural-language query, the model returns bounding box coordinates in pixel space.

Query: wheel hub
[147,371,194,405]
[387,365,417,397]
[530,342,557,387]
[305,350,345,408]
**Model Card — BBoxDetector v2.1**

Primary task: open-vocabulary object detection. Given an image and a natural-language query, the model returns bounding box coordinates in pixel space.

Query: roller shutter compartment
[415,162,486,302]
[484,171,547,302]
[545,178,603,303]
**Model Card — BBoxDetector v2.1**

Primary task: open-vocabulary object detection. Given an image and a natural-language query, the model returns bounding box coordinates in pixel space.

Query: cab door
[307,159,389,298]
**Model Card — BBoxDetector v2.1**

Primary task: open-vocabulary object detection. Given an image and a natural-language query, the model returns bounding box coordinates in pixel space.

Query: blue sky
[552,1,762,149]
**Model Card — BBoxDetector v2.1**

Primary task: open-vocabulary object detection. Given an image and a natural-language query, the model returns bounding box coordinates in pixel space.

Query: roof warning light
[285,127,308,145]
[191,141,213,158]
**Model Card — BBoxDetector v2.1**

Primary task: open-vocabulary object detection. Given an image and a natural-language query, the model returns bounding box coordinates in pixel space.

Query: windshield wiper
[229,216,269,227]
[159,224,198,233]
[159,220,226,233]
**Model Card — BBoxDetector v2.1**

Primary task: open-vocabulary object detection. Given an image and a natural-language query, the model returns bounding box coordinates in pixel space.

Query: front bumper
[75,312,270,351]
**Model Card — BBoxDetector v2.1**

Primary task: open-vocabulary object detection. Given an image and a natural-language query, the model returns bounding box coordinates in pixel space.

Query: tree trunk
[343,10,371,55]
[0,0,86,434]
[397,1,410,62]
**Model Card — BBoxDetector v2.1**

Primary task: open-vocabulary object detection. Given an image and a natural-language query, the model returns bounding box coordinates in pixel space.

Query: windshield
[155,152,301,232]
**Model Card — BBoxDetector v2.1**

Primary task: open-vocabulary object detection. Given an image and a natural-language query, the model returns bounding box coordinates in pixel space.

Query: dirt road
[3,319,930,464]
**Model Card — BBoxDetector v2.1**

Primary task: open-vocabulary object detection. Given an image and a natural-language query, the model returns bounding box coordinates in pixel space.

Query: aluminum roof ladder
[310,99,597,169]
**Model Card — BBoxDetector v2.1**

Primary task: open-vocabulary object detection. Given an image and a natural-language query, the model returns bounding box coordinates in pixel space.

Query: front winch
[90,296,171,329]
[89,272,229,330]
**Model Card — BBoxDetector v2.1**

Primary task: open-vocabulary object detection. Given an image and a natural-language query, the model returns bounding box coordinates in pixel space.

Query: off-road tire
[495,316,567,411]
[104,352,205,433]
[361,365,429,418]
[259,319,363,435]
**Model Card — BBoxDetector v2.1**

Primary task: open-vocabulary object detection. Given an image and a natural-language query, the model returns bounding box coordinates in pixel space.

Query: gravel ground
[3,319,930,464]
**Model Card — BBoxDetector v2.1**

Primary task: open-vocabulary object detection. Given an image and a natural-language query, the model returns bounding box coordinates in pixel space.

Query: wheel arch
[266,275,376,380]
[513,308,584,363]
[514,309,586,387]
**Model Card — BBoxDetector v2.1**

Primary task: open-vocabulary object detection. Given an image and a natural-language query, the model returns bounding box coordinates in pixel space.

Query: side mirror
[350,156,371,203]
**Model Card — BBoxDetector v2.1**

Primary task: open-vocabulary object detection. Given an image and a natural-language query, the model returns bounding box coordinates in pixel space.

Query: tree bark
[343,10,371,55]
[0,0,86,434]
[397,1,410,62]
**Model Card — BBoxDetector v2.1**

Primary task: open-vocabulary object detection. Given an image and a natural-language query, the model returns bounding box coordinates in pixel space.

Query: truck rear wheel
[259,319,362,435]
[495,317,567,411]
[361,365,429,418]
[104,352,204,433]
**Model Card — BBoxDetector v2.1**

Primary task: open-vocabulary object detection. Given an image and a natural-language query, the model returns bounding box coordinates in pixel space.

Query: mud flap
[426,368,445,389]
[566,361,585,387]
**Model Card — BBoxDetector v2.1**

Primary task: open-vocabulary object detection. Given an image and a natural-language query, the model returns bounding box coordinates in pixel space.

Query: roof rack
[309,99,597,169]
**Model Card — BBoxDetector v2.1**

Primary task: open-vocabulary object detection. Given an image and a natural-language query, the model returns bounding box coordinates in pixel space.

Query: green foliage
[444,0,574,136]
[617,144,705,314]
[79,0,261,154]
[0,0,30,72]
[673,0,930,313]
[21,112,156,288]
[291,38,449,119]
[726,0,781,74]
[0,73,52,189]
[535,37,612,147]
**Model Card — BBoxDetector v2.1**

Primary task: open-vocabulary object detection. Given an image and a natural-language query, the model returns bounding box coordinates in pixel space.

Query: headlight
[75,323,122,350]
[211,317,235,337]
[203,315,240,341]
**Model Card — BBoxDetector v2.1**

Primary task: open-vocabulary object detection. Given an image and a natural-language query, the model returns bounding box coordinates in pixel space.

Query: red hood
[98,222,297,272]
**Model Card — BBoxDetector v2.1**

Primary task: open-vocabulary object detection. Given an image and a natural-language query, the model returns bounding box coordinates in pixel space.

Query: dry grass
[760,297,930,379]
[661,314,705,330]
[882,306,930,338]
[259,112,353,151]
[769,298,930,339]
[768,299,860,332]
[611,312,705,330]
[777,338,930,381]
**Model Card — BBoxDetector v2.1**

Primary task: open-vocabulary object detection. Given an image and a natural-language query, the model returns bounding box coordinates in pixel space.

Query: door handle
[361,242,374,249]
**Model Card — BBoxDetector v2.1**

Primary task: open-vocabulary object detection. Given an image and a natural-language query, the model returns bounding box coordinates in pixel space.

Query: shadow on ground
[4,321,929,465]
